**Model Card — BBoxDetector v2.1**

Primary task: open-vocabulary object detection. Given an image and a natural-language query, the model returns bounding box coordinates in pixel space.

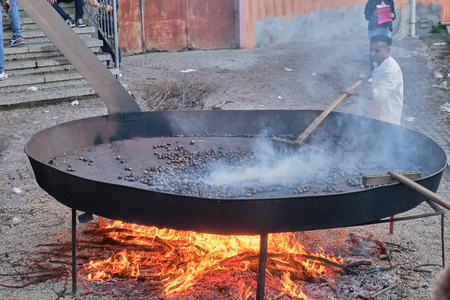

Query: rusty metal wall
[143,0,188,52]
[118,0,237,54]
[118,0,143,54]
[187,0,237,50]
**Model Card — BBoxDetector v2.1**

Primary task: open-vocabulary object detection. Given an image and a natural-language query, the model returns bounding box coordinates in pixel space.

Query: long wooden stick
[388,171,450,210]
[292,79,363,145]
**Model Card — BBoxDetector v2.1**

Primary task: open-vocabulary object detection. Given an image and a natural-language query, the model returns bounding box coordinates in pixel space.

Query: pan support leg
[441,214,445,268]
[72,208,77,295]
[256,234,268,300]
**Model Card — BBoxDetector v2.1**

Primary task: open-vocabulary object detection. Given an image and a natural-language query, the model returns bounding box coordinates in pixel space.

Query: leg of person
[53,0,75,27]
[74,0,86,27]
[8,0,24,47]
[99,32,112,68]
[0,15,7,80]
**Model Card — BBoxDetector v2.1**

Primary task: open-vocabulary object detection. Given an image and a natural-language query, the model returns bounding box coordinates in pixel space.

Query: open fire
[81,220,346,299]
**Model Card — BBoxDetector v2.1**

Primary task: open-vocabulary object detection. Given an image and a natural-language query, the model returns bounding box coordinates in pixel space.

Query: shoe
[0,72,8,81]
[76,19,86,27]
[66,18,75,28]
[9,36,24,47]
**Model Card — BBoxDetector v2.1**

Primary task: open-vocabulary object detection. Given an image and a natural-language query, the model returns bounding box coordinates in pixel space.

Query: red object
[377,5,391,25]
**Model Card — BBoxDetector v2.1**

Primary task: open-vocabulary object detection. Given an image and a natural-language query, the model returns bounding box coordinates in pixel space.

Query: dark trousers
[99,31,121,68]
[52,0,84,21]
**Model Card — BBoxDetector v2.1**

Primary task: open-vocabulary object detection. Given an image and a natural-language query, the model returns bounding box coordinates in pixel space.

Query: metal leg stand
[72,209,77,294]
[256,234,268,300]
[442,214,445,268]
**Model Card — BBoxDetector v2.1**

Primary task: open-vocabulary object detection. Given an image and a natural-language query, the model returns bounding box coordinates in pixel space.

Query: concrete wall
[244,0,446,49]
[415,2,442,35]
[254,5,368,48]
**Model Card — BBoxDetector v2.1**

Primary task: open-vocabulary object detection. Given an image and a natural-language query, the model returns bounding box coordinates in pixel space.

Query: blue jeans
[8,0,22,37]
[52,0,84,20]
[0,8,4,72]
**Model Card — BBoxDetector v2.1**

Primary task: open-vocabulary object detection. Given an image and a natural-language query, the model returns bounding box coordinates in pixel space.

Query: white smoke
[202,137,339,187]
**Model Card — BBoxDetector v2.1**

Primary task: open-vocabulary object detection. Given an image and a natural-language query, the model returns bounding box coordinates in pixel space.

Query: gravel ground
[0,31,449,300]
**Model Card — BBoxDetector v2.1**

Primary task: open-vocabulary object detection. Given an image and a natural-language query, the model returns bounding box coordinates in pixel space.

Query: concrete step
[0,68,120,92]
[1,79,127,107]
[5,53,112,75]
[3,16,35,27]
[1,84,98,107]
[3,26,95,44]
[4,38,103,60]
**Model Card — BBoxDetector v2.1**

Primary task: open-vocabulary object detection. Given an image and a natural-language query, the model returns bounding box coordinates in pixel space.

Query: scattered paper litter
[12,187,23,194]
[440,103,450,113]
[71,100,79,106]
[434,71,443,79]
[27,86,38,92]
[433,81,448,90]
[12,216,23,225]
[284,67,293,72]
[180,69,196,73]
[433,43,447,46]
[277,96,283,99]
[404,117,416,122]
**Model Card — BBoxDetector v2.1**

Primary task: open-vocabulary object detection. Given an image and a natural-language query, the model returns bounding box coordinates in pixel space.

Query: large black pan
[25,109,447,235]
[21,0,447,235]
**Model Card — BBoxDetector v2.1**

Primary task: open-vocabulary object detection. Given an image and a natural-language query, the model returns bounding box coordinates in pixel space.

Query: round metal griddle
[25,110,447,235]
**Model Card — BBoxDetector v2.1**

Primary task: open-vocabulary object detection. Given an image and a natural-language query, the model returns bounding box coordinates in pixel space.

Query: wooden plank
[363,171,421,186]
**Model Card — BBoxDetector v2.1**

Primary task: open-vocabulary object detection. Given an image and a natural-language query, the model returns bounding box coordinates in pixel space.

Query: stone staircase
[1,2,119,106]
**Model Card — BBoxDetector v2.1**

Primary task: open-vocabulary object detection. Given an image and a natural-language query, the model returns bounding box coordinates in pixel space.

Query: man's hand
[358,74,370,82]
[47,0,57,5]
[3,0,11,13]
[342,87,357,96]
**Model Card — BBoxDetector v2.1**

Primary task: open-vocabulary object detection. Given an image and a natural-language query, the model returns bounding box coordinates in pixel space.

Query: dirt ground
[0,31,449,300]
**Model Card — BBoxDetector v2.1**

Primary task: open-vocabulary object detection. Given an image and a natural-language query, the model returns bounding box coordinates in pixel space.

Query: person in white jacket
[343,35,403,125]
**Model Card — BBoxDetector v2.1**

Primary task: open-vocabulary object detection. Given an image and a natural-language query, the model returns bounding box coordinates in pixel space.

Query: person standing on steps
[4,0,24,47]
[0,0,12,80]
[47,0,86,28]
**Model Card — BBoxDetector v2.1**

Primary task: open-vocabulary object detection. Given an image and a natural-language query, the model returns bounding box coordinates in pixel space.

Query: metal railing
[84,0,120,70]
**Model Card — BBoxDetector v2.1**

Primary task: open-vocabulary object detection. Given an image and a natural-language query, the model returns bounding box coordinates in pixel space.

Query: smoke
[202,135,355,188]
[201,113,421,189]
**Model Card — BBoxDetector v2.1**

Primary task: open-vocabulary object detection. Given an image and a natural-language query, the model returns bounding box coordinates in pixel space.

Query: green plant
[430,25,442,34]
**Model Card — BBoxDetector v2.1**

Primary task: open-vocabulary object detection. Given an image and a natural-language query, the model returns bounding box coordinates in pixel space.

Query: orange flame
[83,220,344,298]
